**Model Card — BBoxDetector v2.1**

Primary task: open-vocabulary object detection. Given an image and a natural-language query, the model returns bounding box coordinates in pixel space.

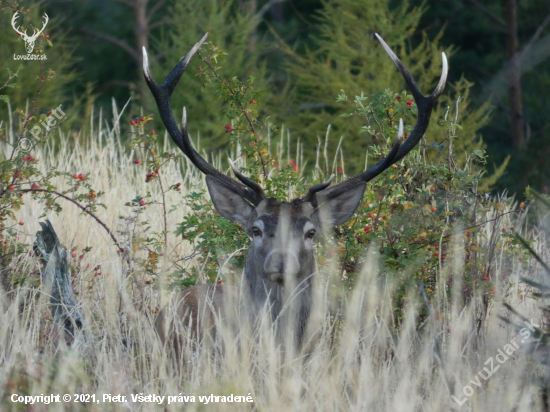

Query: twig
[75,28,141,63]
[519,14,550,61]
[256,0,289,19]
[466,0,507,29]
[21,188,121,249]
[197,52,269,178]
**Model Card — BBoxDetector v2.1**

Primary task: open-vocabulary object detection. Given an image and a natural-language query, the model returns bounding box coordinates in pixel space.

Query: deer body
[143,32,448,350]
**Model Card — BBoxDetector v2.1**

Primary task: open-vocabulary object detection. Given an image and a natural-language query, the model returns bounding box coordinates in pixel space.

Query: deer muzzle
[263,249,300,285]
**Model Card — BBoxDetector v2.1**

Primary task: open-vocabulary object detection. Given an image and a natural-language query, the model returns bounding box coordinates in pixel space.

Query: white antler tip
[142,47,150,77]
[327,174,335,184]
[228,157,239,174]
[441,53,448,74]
[182,107,187,129]
[397,118,404,143]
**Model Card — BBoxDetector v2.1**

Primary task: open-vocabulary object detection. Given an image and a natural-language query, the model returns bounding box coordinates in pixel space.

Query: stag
[11,11,49,54]
[143,33,447,350]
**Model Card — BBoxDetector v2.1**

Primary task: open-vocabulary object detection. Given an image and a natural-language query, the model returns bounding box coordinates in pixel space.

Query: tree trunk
[134,0,150,103]
[505,0,524,149]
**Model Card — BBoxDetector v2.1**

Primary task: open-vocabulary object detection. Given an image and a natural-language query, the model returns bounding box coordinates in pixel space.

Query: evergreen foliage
[269,0,491,174]
[150,0,271,150]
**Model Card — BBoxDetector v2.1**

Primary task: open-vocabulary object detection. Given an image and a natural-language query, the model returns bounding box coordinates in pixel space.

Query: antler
[142,34,266,206]
[29,13,49,40]
[11,12,25,36]
[305,33,448,204]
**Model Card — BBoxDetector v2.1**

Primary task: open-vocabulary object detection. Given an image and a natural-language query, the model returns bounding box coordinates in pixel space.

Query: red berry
[120,248,125,253]
[45,34,49,39]
[48,111,51,115]
[364,227,370,233]
[151,130,155,135]
[140,200,146,206]
[369,214,374,218]
[249,100,256,104]
[382,216,386,220]
[225,125,232,133]
[135,159,140,164]
[72,253,76,258]
[130,120,135,126]
[19,222,24,225]
[198,66,202,70]
[434,252,438,256]
[74,174,78,179]
[23,156,28,161]
[154,169,159,174]
[447,328,450,332]
[9,185,14,190]
[406,100,413,107]
[346,268,351,273]
[41,76,44,80]
[396,95,401,100]
[482,276,489,281]
[502,228,506,232]
[431,187,436,192]
[79,255,83,259]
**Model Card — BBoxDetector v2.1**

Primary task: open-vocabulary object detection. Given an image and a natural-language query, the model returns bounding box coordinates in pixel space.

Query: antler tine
[302,175,335,203]
[228,158,267,199]
[11,12,26,36]
[375,33,448,163]
[143,35,266,206]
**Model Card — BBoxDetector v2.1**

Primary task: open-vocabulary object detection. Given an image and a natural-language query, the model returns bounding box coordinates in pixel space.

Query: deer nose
[264,250,300,284]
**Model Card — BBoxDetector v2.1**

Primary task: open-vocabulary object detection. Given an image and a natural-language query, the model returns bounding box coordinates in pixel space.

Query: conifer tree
[270,0,490,172]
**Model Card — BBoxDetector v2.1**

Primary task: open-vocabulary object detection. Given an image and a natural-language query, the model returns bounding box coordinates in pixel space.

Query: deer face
[244,200,317,286]
[205,175,367,289]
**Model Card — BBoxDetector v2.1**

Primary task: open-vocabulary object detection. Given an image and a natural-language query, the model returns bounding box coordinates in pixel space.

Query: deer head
[12,11,49,54]
[143,33,447,345]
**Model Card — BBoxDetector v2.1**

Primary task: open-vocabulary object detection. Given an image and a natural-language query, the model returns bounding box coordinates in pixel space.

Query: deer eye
[306,229,316,239]
[252,227,262,237]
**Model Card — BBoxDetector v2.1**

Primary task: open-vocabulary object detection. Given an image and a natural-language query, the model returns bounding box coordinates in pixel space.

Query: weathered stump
[33,220,86,346]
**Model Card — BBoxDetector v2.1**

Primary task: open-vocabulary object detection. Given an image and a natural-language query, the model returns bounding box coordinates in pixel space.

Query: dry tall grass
[0,105,547,411]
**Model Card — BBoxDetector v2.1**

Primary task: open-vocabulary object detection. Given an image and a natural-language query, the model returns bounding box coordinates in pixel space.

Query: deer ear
[315,181,367,227]
[205,176,254,226]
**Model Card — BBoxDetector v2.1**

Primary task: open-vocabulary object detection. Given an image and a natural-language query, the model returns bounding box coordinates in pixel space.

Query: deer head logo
[12,11,49,54]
